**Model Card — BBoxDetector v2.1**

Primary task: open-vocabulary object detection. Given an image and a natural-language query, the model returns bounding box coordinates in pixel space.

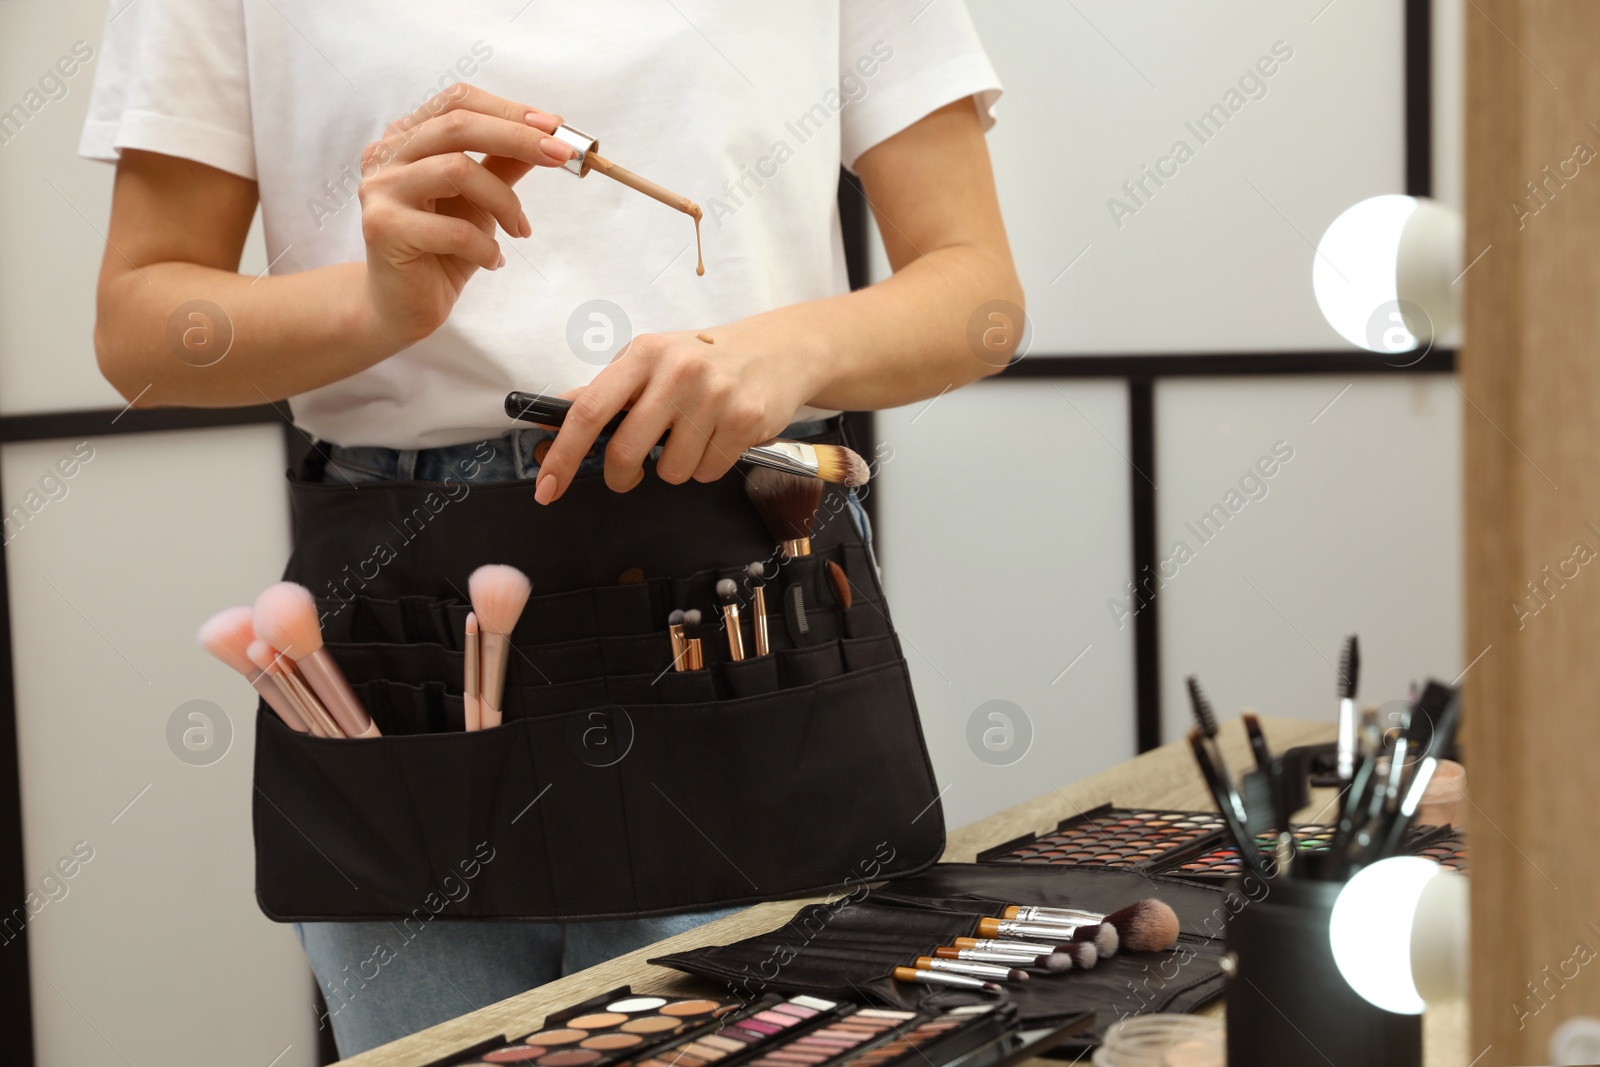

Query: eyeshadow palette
[433,988,748,1067]
[976,804,1227,871]
[741,1008,918,1067]
[637,994,844,1067]
[832,1005,1014,1067]
[1155,823,1453,881]
[1157,823,1341,879]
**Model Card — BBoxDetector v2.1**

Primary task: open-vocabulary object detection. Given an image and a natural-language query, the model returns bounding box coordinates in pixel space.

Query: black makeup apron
[251,425,946,922]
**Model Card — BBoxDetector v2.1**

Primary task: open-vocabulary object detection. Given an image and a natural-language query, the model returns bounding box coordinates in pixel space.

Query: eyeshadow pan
[608,996,669,1013]
[622,1016,684,1034]
[540,1051,603,1067]
[581,1034,643,1051]
[485,1049,547,1065]
[571,1013,629,1029]
[662,999,725,1018]
[527,1030,588,1046]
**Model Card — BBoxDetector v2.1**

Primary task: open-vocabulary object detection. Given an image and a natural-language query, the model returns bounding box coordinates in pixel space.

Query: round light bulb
[1313,195,1463,356]
[1329,857,1456,1015]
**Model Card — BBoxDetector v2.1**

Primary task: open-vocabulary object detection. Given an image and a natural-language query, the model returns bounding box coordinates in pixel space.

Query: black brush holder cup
[1225,877,1421,1067]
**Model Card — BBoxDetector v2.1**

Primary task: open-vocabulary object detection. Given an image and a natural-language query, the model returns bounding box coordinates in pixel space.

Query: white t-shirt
[81,1,1001,449]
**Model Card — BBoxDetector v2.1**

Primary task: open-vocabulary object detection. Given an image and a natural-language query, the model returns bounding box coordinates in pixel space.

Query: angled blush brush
[247,639,342,738]
[253,582,379,738]
[198,607,308,733]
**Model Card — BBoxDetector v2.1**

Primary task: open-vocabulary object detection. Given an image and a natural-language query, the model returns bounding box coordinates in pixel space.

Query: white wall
[876,381,1135,829]
[876,0,1465,831]
[0,1,317,1064]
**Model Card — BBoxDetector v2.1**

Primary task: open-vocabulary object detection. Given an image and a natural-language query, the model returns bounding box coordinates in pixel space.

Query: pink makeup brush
[253,582,380,738]
[468,565,532,729]
[246,638,342,738]
[464,611,481,732]
[197,606,308,733]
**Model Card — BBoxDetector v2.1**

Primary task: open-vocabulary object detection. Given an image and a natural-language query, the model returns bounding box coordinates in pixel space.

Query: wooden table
[339,718,1467,1066]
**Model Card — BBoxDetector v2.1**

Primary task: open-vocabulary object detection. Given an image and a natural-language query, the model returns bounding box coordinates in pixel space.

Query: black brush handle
[506,391,633,438]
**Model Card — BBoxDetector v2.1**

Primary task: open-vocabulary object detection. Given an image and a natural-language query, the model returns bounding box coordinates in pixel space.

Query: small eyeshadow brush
[682,609,704,670]
[746,562,771,656]
[825,559,853,637]
[668,610,688,671]
[716,578,745,661]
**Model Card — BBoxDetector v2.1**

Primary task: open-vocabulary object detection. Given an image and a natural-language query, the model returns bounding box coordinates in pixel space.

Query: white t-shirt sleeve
[838,0,1001,172]
[79,0,257,180]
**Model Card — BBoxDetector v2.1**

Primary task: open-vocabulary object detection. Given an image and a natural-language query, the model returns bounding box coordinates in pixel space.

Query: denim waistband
[322,418,837,485]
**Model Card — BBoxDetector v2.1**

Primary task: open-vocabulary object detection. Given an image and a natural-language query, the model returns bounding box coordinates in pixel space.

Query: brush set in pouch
[653,864,1234,1055]
[238,424,943,923]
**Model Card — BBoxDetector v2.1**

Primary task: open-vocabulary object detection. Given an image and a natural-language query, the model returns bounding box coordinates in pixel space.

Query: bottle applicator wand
[549,124,706,276]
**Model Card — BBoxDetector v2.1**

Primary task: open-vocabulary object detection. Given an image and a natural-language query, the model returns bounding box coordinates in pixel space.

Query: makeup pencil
[746,562,771,656]
[1337,634,1360,781]
[716,578,745,661]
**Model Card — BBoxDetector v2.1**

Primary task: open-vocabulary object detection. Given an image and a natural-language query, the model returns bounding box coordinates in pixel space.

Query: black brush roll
[251,424,945,922]
[652,864,1234,1052]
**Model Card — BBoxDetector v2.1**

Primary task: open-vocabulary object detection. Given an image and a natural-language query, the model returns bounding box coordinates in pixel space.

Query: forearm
[95,260,395,407]
[727,242,1021,413]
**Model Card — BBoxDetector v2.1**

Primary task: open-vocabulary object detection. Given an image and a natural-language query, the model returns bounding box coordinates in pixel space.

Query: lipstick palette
[976,804,1227,871]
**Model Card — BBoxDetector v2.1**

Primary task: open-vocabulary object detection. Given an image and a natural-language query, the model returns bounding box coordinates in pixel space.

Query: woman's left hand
[532,328,819,504]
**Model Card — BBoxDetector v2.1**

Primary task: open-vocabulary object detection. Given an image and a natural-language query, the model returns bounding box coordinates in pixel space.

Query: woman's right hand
[357,84,574,347]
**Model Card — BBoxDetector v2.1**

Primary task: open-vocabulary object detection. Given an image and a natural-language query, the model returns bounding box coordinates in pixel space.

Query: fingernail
[535,473,557,505]
[540,137,573,161]
[518,210,531,238]
[496,251,507,270]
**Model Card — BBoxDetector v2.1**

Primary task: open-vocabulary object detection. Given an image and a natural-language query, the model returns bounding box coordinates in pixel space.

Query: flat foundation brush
[506,393,869,486]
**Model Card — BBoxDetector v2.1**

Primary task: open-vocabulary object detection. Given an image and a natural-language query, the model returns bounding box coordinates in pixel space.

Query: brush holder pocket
[653,864,1235,1057]
[1224,877,1421,1067]
[253,433,941,922]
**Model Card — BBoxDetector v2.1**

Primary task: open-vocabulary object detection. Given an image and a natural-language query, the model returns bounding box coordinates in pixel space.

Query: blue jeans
[300,420,868,1057]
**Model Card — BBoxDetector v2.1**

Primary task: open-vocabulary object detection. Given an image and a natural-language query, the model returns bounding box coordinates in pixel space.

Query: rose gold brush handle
[751,587,770,656]
[248,672,309,733]
[297,649,380,738]
[479,633,509,729]
[722,605,745,661]
[274,663,344,738]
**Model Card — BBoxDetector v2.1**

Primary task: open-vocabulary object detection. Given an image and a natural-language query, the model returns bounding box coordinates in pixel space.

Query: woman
[84,0,1020,1055]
